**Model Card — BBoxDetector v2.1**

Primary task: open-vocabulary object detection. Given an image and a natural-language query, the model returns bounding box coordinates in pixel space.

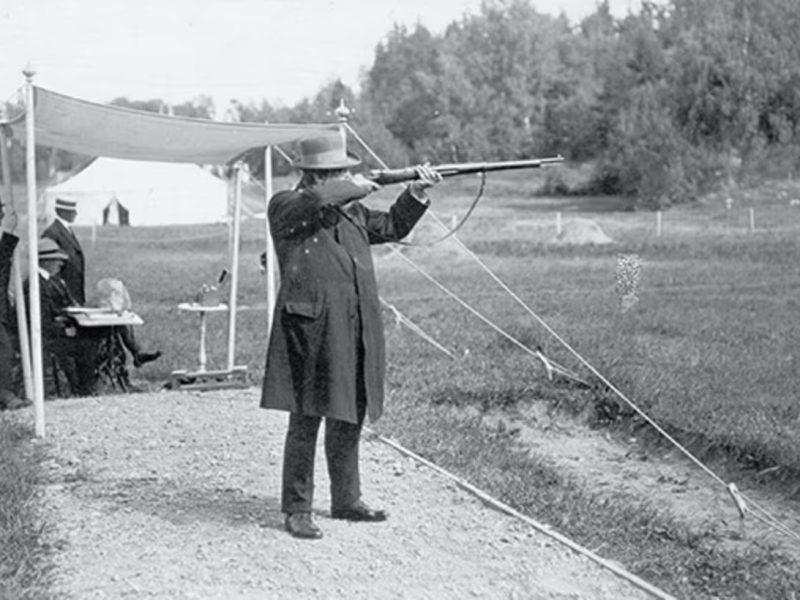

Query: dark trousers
[0,324,14,393]
[281,396,367,515]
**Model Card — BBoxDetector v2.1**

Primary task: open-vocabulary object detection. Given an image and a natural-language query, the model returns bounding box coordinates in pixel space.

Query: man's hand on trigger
[347,172,381,194]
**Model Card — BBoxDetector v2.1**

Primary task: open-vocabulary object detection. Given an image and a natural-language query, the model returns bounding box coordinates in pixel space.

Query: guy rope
[341,118,800,551]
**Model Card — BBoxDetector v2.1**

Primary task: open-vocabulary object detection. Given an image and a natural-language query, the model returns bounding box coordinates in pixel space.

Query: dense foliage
[3,0,800,208]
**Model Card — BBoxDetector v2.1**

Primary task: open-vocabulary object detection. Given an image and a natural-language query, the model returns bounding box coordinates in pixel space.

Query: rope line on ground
[367,429,677,600]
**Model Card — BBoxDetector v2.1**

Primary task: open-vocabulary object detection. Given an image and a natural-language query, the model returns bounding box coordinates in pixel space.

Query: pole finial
[22,62,36,81]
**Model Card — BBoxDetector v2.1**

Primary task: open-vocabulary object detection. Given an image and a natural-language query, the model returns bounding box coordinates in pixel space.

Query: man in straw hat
[42,197,86,304]
[261,131,442,539]
[25,237,94,396]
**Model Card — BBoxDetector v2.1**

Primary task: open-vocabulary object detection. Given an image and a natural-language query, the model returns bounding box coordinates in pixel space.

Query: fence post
[749,207,755,233]
[556,212,562,236]
[656,211,662,237]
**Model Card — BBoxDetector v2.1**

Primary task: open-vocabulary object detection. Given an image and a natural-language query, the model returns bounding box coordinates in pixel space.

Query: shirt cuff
[407,183,431,205]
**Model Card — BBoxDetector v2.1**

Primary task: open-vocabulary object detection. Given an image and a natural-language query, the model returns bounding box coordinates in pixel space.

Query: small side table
[169,303,248,391]
[177,302,228,372]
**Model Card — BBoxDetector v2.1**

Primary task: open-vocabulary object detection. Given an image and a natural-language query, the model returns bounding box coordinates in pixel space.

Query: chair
[92,327,133,392]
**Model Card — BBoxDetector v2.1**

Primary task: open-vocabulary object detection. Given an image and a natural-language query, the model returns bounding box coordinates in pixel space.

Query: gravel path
[35,389,654,599]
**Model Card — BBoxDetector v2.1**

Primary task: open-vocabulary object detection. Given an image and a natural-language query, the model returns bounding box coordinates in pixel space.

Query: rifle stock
[367,155,564,186]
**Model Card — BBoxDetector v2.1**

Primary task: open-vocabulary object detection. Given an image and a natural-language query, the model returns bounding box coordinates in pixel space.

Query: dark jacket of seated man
[24,238,95,396]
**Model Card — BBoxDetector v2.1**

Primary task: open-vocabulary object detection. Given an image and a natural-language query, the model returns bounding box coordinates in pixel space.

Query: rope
[380,297,456,359]
[365,429,676,600]
[248,127,800,546]
[346,128,800,546]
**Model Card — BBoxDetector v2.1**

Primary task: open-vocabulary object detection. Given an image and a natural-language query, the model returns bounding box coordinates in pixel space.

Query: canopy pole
[264,144,276,347]
[23,66,45,436]
[226,162,243,371]
[0,111,33,401]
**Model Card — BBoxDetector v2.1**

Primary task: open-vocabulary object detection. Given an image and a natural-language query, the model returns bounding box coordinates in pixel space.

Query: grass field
[5,171,800,597]
[66,171,800,478]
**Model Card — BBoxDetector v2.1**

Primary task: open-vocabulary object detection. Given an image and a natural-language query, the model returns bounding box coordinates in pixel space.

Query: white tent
[45,158,230,226]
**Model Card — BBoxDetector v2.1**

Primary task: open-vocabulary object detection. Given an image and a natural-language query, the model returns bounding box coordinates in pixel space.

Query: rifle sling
[337,171,487,248]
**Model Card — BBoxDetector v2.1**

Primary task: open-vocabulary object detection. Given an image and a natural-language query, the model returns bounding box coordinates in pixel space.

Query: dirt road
[33,389,658,599]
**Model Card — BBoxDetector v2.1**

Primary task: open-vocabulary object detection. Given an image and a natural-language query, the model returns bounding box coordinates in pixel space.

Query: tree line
[3,0,799,209]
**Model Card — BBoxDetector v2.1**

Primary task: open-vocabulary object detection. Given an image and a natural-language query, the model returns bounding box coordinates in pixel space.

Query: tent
[45,158,230,226]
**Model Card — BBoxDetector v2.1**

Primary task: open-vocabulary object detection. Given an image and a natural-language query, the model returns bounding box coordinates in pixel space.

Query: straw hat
[54,198,78,212]
[292,133,361,170]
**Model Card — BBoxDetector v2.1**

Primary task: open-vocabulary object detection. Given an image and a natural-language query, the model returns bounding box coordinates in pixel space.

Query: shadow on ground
[69,477,284,532]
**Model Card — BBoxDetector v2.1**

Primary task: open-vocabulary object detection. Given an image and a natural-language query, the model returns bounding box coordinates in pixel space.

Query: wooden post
[656,211,662,237]
[749,207,755,233]
[0,109,33,401]
[23,65,45,436]
[556,212,562,236]
[226,163,243,371]
[264,143,276,346]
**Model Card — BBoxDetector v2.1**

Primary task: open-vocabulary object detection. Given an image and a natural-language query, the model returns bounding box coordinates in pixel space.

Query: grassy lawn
[67,171,800,477]
[4,171,800,597]
[0,418,53,599]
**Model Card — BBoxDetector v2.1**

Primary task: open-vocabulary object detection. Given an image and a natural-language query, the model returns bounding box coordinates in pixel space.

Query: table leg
[198,312,208,372]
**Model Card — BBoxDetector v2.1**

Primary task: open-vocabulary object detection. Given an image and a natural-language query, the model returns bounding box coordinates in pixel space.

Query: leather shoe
[331,500,387,522]
[134,350,162,368]
[285,512,323,539]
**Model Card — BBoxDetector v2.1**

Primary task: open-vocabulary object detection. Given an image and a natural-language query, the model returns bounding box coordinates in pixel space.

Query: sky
[1,0,647,112]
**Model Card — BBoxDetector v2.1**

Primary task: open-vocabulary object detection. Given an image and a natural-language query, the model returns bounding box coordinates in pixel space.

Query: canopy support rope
[346,127,800,547]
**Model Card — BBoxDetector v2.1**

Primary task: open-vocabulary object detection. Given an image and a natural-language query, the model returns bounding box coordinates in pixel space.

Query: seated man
[24,238,94,395]
[24,243,161,396]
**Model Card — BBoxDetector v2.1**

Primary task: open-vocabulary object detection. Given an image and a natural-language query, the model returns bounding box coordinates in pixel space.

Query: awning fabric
[8,87,338,164]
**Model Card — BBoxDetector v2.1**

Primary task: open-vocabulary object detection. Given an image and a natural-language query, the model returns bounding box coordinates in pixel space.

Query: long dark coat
[0,232,19,389]
[261,179,427,424]
[42,219,86,304]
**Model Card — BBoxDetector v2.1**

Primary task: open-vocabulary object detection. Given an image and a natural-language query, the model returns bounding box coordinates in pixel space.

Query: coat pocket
[283,301,322,319]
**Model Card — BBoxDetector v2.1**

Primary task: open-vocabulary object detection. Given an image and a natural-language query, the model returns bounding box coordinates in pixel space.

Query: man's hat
[54,198,78,212]
[38,237,69,261]
[292,133,361,170]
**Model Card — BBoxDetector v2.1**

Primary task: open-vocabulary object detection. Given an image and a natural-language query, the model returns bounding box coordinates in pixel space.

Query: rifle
[367,155,564,186]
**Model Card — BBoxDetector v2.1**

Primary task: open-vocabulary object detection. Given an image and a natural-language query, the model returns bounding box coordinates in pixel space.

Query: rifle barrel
[368,155,563,185]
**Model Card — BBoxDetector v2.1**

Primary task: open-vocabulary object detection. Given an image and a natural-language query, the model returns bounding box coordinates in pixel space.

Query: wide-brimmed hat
[38,237,68,261]
[292,133,361,170]
[54,198,78,212]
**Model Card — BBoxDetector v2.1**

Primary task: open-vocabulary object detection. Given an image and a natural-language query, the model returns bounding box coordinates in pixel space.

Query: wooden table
[169,302,247,391]
[176,302,228,373]
[66,307,143,328]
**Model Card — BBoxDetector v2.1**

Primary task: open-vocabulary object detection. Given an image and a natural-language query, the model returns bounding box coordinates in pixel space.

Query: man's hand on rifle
[344,172,382,195]
[408,164,443,200]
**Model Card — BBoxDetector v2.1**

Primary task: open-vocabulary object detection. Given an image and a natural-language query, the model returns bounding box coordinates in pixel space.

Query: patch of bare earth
[32,390,655,599]
[484,402,800,564]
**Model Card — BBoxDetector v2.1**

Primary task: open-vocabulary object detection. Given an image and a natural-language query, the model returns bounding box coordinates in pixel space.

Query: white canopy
[45,158,230,226]
[9,86,336,163]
